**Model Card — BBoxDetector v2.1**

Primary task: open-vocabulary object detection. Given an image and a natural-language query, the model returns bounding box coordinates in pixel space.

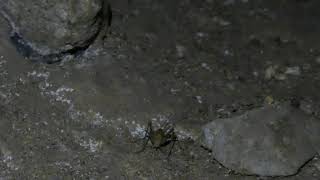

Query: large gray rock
[0,0,110,61]
[201,104,319,176]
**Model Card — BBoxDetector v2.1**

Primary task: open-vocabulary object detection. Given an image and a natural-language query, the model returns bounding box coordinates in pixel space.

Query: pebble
[264,65,277,80]
[285,66,301,76]
[201,63,212,71]
[196,32,208,38]
[264,96,274,104]
[224,49,233,56]
[274,73,287,81]
[213,16,231,26]
[176,45,186,58]
[196,96,203,104]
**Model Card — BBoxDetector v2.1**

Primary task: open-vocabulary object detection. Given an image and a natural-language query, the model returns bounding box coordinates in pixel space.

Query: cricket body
[149,121,175,148]
[137,121,178,157]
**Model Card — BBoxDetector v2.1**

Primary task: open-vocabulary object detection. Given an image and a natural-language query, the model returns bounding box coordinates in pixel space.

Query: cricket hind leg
[135,137,150,153]
[134,122,152,153]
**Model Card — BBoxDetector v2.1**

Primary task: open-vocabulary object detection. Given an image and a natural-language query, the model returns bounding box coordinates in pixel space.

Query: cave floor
[0,0,320,179]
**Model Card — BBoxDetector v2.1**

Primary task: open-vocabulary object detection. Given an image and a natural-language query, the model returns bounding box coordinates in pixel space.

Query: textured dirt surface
[0,0,320,179]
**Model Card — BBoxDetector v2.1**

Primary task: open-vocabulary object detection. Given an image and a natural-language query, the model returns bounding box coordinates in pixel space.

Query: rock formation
[0,0,110,63]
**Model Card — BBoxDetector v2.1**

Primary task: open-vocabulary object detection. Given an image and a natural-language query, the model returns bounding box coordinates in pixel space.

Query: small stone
[274,73,287,81]
[264,95,274,104]
[196,32,208,38]
[285,66,301,76]
[224,49,232,56]
[196,96,203,104]
[264,65,277,80]
[213,17,231,26]
[176,45,186,58]
[201,63,212,71]
[219,19,231,26]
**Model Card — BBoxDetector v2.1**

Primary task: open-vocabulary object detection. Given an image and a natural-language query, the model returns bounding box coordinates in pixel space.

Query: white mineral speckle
[27,71,50,79]
[196,96,203,104]
[47,86,74,104]
[201,62,212,71]
[131,124,146,138]
[79,138,103,153]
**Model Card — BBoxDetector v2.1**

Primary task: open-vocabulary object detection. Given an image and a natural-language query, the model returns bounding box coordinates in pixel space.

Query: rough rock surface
[1,0,320,179]
[201,104,319,176]
[0,0,108,61]
[305,117,320,154]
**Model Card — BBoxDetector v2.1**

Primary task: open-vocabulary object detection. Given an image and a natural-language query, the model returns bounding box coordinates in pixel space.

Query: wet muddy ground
[0,0,320,179]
